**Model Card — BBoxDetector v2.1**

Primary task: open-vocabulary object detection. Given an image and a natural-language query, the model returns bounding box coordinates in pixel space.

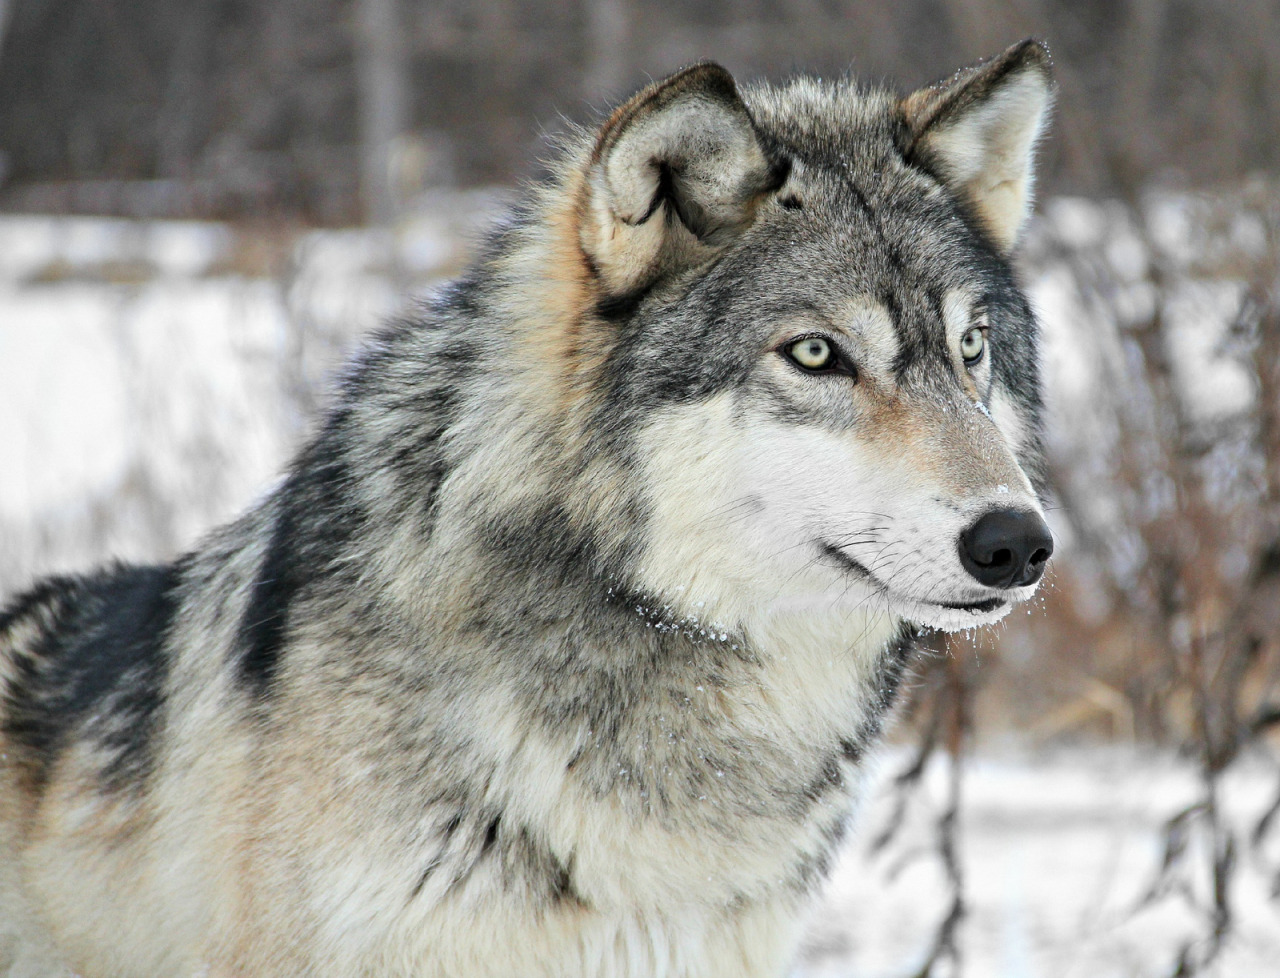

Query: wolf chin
[2,41,1055,978]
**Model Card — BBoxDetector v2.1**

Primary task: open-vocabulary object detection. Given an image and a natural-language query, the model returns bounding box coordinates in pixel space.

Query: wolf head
[419,41,1055,647]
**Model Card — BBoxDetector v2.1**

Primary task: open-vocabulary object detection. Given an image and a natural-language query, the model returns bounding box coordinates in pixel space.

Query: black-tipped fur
[1,564,178,794]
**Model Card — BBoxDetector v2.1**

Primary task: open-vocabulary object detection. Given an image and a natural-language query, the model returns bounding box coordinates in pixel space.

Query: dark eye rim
[778,333,857,378]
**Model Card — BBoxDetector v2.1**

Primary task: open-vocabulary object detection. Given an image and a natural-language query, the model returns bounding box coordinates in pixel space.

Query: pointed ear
[902,39,1054,253]
[580,62,786,297]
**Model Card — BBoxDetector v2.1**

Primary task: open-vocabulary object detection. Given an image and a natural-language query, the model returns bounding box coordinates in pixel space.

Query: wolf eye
[960,326,986,365]
[785,336,837,372]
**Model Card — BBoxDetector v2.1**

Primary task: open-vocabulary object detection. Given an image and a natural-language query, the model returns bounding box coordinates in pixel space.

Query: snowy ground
[2,201,1277,973]
[798,746,1280,977]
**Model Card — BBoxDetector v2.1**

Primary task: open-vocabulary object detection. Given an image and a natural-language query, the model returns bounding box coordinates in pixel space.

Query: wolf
[1,39,1054,978]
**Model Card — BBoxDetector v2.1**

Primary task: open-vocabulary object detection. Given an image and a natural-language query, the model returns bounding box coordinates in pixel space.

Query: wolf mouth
[938,596,1006,614]
[820,542,1007,615]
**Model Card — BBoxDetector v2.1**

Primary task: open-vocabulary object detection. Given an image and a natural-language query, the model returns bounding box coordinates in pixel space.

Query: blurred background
[1,1,1278,975]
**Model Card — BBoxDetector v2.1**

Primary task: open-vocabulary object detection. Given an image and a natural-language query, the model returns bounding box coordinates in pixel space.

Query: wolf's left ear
[902,39,1054,253]
[581,62,786,297]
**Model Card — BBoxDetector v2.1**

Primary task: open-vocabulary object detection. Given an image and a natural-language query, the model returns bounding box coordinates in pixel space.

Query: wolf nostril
[958,509,1054,589]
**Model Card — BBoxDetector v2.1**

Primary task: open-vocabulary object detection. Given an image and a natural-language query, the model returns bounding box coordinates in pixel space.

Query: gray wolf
[1,40,1054,977]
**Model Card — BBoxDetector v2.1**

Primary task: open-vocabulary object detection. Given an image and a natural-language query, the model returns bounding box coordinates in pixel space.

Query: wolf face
[577,45,1054,641]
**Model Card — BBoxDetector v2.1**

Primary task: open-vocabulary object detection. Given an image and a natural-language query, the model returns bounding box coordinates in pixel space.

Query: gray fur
[1,42,1053,978]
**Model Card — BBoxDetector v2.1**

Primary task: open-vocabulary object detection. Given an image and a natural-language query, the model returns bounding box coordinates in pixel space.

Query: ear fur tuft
[902,39,1054,253]
[580,62,785,298]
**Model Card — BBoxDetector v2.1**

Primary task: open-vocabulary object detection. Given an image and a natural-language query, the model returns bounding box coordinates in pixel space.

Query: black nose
[958,509,1053,589]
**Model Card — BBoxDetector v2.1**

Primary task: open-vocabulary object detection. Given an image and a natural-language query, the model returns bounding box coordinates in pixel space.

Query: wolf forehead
[649,144,1030,342]
[740,82,1022,300]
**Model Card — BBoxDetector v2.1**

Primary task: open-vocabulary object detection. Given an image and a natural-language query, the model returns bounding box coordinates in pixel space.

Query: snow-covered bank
[800,747,1280,977]
[0,196,503,593]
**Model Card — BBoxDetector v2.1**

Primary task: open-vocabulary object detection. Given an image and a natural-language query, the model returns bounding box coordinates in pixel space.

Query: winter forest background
[1,1,1279,975]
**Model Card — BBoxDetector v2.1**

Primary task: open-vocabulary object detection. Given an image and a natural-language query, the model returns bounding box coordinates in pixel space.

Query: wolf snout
[958,509,1053,589]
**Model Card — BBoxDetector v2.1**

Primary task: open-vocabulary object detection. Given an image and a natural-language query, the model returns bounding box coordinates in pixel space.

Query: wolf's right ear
[580,63,786,298]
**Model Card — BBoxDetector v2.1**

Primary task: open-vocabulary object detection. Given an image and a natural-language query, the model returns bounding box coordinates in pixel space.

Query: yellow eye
[960,326,986,365]
[786,336,835,371]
